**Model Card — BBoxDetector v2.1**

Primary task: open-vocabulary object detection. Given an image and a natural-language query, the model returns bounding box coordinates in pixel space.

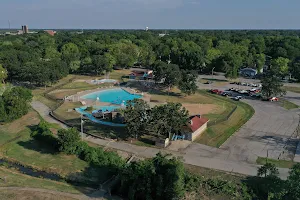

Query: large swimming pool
[81,88,142,105]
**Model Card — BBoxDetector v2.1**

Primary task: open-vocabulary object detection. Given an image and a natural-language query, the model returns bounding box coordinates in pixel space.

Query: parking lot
[194,76,300,163]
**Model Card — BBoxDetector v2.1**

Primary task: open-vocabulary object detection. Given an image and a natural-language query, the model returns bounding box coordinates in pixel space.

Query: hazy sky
[0,0,299,29]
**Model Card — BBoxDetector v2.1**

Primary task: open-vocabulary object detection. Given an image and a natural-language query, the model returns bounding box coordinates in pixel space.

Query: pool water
[82,88,142,105]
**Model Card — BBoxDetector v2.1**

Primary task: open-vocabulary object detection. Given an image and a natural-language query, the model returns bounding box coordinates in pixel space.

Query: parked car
[222,92,232,97]
[204,81,213,84]
[236,96,243,100]
[269,97,279,102]
[232,96,242,101]
[239,90,248,94]
[210,89,223,94]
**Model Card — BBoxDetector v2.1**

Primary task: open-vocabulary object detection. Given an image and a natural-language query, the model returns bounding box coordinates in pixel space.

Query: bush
[31,120,58,148]
[57,128,81,154]
[0,87,33,122]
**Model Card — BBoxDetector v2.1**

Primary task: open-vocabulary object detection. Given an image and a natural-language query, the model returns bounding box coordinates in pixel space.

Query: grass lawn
[283,86,300,94]
[0,167,80,194]
[0,129,109,183]
[196,98,254,147]
[280,99,299,110]
[256,157,296,168]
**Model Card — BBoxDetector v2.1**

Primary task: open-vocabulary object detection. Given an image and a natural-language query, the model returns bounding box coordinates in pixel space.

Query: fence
[207,105,238,127]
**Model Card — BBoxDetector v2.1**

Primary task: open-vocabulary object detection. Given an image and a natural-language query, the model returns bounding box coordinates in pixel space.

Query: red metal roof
[188,116,209,132]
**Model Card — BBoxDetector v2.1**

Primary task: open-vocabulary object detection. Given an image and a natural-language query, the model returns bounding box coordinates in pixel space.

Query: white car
[239,90,248,94]
[250,88,259,92]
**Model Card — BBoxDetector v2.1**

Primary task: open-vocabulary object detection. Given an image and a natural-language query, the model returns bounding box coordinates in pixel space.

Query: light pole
[212,67,215,79]
[81,114,84,140]
[96,97,99,107]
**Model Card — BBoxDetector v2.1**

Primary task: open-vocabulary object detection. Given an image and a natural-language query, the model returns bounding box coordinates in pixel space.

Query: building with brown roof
[44,30,56,36]
[183,115,209,141]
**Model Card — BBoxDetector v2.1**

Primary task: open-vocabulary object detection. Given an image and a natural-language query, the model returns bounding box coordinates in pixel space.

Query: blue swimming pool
[81,88,142,105]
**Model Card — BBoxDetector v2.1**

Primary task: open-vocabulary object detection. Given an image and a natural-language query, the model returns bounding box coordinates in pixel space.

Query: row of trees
[2,30,300,86]
[123,99,189,139]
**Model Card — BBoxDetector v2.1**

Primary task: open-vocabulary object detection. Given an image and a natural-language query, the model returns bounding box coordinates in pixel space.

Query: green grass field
[280,99,299,110]
[0,167,80,194]
[256,157,295,168]
[283,86,300,94]
[196,94,255,147]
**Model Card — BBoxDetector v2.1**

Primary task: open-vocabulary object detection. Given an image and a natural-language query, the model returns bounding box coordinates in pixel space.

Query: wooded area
[1,30,300,86]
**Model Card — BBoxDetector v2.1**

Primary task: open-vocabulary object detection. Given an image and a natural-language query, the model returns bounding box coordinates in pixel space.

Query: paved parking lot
[192,76,300,163]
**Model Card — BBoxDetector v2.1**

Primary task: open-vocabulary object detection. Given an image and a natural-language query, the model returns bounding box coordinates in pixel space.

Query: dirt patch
[2,111,40,134]
[182,104,220,116]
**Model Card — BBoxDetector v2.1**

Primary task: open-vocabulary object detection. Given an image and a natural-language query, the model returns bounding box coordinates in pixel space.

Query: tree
[44,47,61,60]
[255,163,286,200]
[286,163,300,199]
[255,53,266,73]
[261,69,286,98]
[0,64,7,84]
[69,60,81,72]
[1,87,32,122]
[153,62,181,92]
[110,41,139,68]
[271,57,290,77]
[257,163,279,178]
[92,53,116,76]
[119,153,185,200]
[123,99,151,139]
[150,103,189,139]
[179,70,197,95]
[61,43,80,65]
[57,128,81,154]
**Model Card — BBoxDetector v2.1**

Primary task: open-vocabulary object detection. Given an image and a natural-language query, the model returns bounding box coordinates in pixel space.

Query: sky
[0,0,299,30]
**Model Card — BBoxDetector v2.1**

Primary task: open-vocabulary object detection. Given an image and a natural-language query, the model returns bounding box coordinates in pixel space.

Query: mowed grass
[256,157,296,168]
[0,167,80,194]
[0,129,91,176]
[0,190,77,200]
[280,99,299,110]
[283,86,300,94]
[0,111,110,184]
[196,98,254,147]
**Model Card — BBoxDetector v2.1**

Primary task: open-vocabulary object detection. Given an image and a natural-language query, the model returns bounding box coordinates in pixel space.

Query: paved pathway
[31,100,67,129]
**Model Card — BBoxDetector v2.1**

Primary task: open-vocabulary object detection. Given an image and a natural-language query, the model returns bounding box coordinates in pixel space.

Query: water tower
[145,26,149,31]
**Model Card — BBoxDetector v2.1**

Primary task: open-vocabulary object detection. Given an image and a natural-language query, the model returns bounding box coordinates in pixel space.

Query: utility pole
[81,114,84,140]
[212,67,215,79]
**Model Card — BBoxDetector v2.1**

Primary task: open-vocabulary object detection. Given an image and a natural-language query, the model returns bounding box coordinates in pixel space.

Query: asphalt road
[197,76,300,162]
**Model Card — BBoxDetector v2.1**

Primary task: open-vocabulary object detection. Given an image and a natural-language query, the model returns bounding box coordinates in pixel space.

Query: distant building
[22,25,29,34]
[240,68,257,77]
[44,30,56,36]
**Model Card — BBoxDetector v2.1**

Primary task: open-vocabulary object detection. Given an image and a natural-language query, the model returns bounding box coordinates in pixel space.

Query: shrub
[57,128,81,154]
[31,120,58,148]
